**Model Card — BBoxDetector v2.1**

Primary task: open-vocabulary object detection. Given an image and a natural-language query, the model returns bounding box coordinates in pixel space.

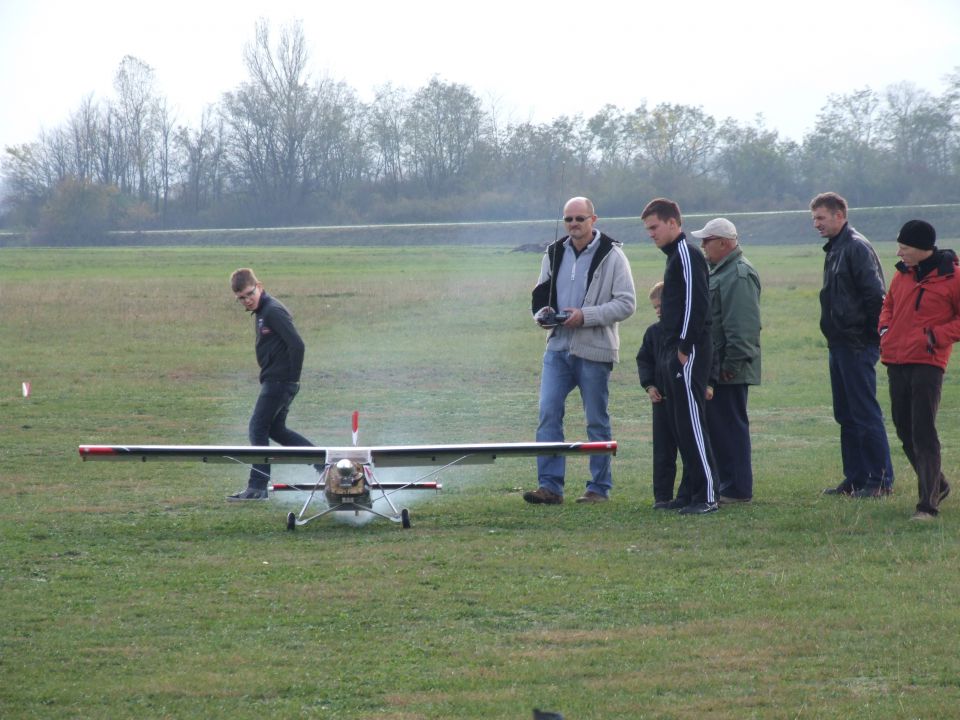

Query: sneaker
[678,502,719,515]
[911,510,936,522]
[227,487,269,501]
[575,491,608,503]
[718,495,752,504]
[822,483,853,496]
[939,482,951,504]
[664,498,689,510]
[652,500,673,510]
[522,487,563,505]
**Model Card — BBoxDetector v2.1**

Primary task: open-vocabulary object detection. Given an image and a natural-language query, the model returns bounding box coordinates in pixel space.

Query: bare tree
[369,83,410,193]
[67,95,101,181]
[113,55,159,200]
[404,77,484,192]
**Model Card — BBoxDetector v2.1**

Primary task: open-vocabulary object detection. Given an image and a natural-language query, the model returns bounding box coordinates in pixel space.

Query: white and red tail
[351,410,359,446]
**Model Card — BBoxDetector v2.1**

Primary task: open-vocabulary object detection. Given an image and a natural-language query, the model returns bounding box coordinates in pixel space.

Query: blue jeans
[536,350,613,496]
[828,345,894,491]
[247,381,314,489]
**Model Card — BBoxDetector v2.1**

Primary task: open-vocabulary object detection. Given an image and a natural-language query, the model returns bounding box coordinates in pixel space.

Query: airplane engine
[327,458,368,499]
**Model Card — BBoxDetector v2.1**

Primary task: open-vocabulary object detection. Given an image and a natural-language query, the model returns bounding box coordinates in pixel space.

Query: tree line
[2,20,958,244]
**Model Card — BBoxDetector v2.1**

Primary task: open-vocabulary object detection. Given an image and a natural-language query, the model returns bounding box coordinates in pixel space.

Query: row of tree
[2,20,959,243]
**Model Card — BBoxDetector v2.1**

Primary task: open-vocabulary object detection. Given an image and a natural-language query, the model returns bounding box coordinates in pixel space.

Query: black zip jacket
[819,223,886,348]
[253,292,305,383]
[636,320,664,390]
[659,233,711,356]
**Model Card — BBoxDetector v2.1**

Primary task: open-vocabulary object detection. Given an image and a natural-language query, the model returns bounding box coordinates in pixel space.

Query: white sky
[1,0,958,151]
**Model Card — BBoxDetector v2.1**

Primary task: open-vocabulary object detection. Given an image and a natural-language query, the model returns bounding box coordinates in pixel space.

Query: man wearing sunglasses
[526,197,637,504]
[228,267,317,500]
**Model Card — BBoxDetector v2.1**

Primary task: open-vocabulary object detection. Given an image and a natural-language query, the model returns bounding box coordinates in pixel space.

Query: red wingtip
[78,445,118,458]
[579,441,617,454]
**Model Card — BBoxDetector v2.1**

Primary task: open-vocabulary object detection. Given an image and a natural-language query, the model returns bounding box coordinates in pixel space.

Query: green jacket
[708,247,762,385]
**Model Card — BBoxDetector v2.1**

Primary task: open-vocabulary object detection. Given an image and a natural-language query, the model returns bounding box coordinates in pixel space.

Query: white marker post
[22,381,31,398]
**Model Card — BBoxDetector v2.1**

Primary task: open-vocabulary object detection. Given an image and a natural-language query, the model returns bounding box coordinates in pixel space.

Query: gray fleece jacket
[531,232,636,363]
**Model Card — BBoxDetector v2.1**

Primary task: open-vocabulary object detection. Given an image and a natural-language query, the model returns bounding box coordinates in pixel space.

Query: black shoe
[718,495,752,504]
[852,486,885,498]
[939,482,951,504]
[575,491,609,504]
[653,500,673,510]
[227,487,269,501]
[678,502,718,515]
[523,487,563,505]
[823,483,853,496]
[664,498,689,510]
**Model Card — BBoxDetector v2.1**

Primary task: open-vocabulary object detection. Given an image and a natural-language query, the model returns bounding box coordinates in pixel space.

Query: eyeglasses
[701,237,723,244]
[563,215,592,223]
[235,287,258,302]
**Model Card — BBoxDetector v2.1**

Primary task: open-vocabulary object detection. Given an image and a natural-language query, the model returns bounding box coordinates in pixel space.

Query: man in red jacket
[879,220,960,521]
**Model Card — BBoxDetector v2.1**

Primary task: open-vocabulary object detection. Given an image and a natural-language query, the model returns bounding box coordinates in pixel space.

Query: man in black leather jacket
[812,192,894,498]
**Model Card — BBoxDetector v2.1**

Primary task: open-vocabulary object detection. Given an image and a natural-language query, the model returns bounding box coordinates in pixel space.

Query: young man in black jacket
[229,268,316,500]
[812,192,894,498]
[642,198,719,514]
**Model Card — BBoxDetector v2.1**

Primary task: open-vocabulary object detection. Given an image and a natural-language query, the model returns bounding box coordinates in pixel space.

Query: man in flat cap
[879,220,960,521]
[691,218,762,504]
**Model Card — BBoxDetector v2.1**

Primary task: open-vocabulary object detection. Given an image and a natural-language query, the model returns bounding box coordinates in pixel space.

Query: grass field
[2,240,960,719]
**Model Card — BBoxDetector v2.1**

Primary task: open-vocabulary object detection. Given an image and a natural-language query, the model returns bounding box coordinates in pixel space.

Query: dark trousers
[706,384,754,500]
[651,400,683,502]
[247,380,314,489]
[828,345,894,491]
[659,342,718,505]
[887,363,948,514]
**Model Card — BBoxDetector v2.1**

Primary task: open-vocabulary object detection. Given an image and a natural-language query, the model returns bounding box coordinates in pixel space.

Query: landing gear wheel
[286,512,297,531]
[401,508,411,529]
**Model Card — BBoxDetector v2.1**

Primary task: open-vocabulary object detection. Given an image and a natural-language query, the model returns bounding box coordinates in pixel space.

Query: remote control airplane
[79,412,617,531]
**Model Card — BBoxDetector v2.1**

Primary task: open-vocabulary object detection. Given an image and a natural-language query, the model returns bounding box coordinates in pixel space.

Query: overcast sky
[1,0,958,152]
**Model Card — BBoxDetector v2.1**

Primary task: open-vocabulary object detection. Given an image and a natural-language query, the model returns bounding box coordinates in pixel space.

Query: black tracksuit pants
[651,400,684,502]
[658,340,718,506]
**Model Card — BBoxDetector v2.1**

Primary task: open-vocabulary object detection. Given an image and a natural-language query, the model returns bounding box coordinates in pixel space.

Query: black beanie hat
[897,220,936,251]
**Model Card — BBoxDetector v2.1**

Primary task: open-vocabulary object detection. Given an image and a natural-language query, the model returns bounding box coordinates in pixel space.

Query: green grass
[2,241,960,719]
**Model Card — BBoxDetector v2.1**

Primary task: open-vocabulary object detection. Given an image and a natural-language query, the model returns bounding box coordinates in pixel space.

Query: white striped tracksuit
[656,233,719,506]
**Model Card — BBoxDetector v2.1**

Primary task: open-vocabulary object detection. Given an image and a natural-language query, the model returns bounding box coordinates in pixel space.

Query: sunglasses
[563,215,592,223]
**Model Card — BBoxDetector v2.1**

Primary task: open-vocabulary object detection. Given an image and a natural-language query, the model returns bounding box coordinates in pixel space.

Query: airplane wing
[78,441,616,466]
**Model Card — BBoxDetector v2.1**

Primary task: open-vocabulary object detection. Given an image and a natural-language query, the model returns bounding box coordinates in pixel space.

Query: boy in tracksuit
[636,281,687,508]
[641,198,719,514]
